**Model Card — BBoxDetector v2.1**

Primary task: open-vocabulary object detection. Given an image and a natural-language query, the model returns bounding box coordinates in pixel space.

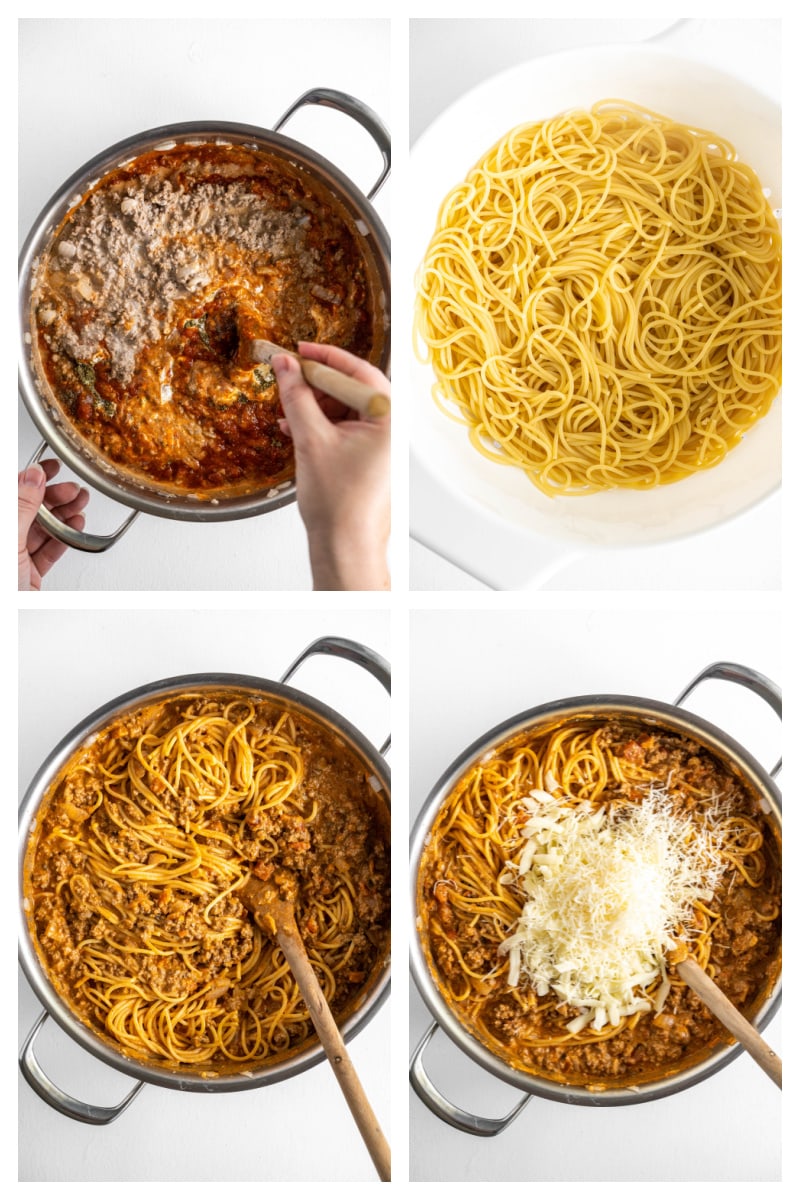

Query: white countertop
[409,604,782,1181]
[18,608,391,1182]
[408,17,781,591]
[18,17,390,591]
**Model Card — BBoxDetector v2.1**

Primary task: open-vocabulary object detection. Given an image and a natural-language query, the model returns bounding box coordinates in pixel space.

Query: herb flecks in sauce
[184,316,212,349]
[75,361,116,418]
[253,366,275,391]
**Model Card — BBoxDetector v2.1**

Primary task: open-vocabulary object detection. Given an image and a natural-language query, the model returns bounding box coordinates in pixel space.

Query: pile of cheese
[499,786,725,1032]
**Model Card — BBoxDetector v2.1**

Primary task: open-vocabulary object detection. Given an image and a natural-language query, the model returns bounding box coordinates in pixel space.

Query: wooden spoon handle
[249,339,390,418]
[677,957,781,1088]
[302,359,390,418]
[278,928,391,1181]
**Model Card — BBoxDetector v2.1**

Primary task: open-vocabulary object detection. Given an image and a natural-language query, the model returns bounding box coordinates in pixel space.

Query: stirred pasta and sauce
[417,718,780,1087]
[415,102,782,495]
[24,692,390,1073]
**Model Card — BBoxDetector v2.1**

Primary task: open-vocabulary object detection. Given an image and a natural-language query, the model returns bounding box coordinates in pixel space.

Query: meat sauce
[31,144,378,493]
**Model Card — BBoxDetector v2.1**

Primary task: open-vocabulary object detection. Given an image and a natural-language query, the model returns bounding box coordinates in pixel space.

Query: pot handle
[410,1020,532,1137]
[273,87,391,201]
[25,439,139,554]
[19,1010,145,1125]
[674,661,781,778]
[280,635,390,755]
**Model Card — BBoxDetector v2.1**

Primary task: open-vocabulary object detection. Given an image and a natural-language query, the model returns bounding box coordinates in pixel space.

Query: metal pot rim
[410,691,782,1108]
[19,118,391,523]
[19,671,391,1093]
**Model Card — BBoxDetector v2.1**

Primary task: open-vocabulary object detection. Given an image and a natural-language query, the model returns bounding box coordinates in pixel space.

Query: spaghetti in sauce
[30,143,380,494]
[24,692,390,1073]
[417,718,780,1088]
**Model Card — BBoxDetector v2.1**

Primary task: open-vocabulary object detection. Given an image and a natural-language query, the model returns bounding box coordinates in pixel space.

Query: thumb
[273,354,330,446]
[18,465,46,548]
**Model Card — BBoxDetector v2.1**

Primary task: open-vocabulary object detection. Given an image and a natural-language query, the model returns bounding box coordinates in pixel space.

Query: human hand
[18,461,90,591]
[273,343,390,591]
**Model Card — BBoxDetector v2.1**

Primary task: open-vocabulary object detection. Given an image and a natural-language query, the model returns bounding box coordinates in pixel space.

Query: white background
[18,607,391,1182]
[12,8,795,1192]
[410,602,782,1181]
[18,17,391,591]
[408,17,782,591]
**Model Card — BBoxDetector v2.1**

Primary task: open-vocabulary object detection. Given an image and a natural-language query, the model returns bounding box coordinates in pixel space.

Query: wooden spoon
[676,954,781,1088]
[245,338,391,419]
[239,872,391,1181]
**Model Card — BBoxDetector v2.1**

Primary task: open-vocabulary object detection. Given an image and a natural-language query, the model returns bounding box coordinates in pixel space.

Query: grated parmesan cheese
[499,786,727,1031]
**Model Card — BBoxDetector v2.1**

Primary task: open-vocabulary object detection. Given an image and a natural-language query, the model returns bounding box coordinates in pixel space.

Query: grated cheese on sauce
[499,786,727,1031]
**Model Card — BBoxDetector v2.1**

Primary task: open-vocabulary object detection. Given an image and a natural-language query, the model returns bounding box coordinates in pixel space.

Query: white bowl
[410,45,781,549]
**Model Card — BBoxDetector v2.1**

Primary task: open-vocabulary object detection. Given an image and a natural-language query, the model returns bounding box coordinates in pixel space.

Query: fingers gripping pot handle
[27,440,139,554]
[281,635,391,755]
[274,87,391,201]
[410,1021,531,1137]
[674,661,781,778]
[20,1010,145,1125]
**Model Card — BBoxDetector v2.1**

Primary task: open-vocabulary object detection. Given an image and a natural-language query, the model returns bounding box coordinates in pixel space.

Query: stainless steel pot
[409,662,781,1136]
[19,636,390,1125]
[18,89,391,553]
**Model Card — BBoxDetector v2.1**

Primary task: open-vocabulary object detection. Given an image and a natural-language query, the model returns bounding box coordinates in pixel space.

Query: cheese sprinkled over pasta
[499,786,726,1031]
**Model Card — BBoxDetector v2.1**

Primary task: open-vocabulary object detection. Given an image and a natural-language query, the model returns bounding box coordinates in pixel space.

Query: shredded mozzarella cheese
[499,786,726,1030]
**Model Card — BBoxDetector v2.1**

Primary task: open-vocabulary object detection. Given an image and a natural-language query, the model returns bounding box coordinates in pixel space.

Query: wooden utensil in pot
[239,871,391,1181]
[675,953,781,1088]
[245,338,391,418]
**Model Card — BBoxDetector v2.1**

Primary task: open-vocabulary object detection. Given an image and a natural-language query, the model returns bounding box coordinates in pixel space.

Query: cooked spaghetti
[24,692,390,1072]
[415,101,782,495]
[417,718,780,1087]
